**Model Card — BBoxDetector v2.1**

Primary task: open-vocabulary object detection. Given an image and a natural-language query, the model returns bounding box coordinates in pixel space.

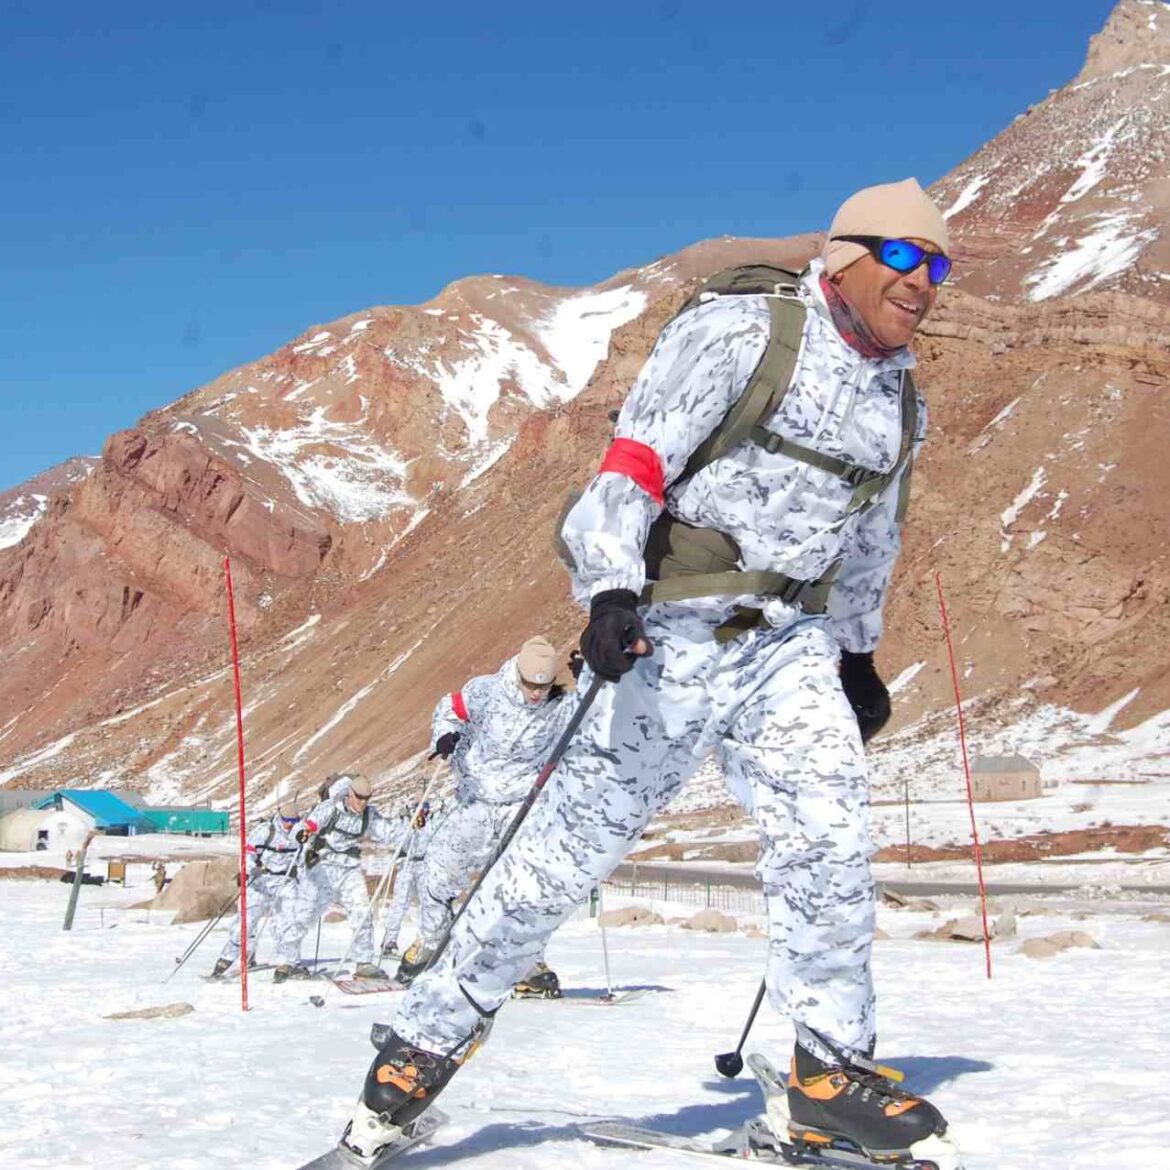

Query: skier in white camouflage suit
[379,797,444,964]
[209,800,302,978]
[393,636,575,998]
[335,181,963,1169]
[272,773,406,982]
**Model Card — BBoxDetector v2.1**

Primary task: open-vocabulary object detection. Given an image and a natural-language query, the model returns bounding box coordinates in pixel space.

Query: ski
[329,975,407,996]
[580,1120,755,1162]
[202,962,275,982]
[561,987,650,1007]
[580,1056,961,1169]
[294,1108,447,1169]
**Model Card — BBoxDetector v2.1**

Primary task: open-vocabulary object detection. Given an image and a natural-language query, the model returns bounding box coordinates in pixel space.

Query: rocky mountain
[1,2,1167,821]
[0,457,97,551]
[933,0,1170,303]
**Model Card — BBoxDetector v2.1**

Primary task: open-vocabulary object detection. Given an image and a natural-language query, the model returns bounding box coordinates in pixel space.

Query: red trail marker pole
[224,556,250,1011]
[934,569,993,980]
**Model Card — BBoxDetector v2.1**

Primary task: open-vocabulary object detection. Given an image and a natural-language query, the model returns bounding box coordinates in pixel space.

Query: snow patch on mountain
[430,315,552,445]
[1027,211,1156,300]
[534,286,647,402]
[943,173,988,220]
[1000,466,1047,549]
[385,287,645,448]
[0,494,49,550]
[237,405,417,523]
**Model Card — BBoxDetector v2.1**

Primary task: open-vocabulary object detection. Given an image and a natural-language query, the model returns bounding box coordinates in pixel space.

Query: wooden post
[63,831,96,931]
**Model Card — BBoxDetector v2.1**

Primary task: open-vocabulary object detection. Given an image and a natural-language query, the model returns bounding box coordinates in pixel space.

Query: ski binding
[580,1053,963,1169]
[294,1107,447,1168]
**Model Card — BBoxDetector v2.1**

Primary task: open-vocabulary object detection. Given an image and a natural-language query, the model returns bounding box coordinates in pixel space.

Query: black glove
[567,649,584,681]
[580,589,651,681]
[839,650,891,744]
[304,847,320,871]
[433,731,460,759]
[295,828,308,844]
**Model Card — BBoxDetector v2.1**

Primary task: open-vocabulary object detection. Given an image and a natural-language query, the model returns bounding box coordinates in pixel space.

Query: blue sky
[0,0,1115,491]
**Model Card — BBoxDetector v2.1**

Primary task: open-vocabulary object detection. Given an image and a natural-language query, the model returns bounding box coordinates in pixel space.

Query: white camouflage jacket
[300,792,406,871]
[561,259,926,653]
[431,657,577,805]
[244,814,300,877]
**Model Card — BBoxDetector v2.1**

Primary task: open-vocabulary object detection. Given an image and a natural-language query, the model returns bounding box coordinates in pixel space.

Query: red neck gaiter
[819,274,904,361]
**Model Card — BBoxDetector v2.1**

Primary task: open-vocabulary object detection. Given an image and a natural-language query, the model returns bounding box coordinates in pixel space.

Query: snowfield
[1,880,1168,1170]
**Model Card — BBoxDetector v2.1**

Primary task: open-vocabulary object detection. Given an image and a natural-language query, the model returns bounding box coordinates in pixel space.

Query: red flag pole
[934,570,992,979]
[224,556,250,1011]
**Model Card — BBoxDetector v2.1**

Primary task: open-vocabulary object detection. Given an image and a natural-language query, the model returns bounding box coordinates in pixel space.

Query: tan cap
[348,774,373,798]
[278,801,301,819]
[821,178,950,277]
[517,636,558,686]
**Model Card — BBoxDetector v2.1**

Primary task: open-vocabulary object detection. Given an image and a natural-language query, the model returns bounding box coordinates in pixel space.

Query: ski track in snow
[1,882,1168,1169]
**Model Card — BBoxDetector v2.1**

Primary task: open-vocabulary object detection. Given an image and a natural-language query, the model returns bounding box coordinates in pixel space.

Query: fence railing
[602,869,766,916]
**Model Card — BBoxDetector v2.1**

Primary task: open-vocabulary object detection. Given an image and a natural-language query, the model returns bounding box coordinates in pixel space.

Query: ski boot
[513,961,562,999]
[774,1044,962,1168]
[395,942,434,988]
[355,962,389,980]
[273,963,312,984]
[341,1025,488,1160]
[209,958,231,980]
[380,943,402,966]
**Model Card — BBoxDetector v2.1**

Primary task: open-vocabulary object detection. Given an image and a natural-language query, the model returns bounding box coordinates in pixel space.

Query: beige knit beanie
[517,636,558,686]
[821,178,949,277]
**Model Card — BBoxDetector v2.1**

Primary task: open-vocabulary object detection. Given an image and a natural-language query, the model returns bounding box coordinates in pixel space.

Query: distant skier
[328,181,963,1168]
[392,635,574,1000]
[210,800,301,978]
[271,774,406,981]
[379,797,443,964]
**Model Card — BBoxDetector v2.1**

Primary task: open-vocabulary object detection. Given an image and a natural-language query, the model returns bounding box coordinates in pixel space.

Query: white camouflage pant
[273,862,376,966]
[383,859,426,952]
[395,608,875,1062]
[218,872,292,963]
[416,801,518,948]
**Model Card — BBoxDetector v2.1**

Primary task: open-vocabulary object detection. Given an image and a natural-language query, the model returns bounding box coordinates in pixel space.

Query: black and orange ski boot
[784,1043,955,1165]
[341,1026,486,1161]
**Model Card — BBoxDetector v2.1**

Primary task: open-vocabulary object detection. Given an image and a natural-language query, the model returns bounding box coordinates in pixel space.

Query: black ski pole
[167,875,257,981]
[423,673,605,974]
[714,977,767,1078]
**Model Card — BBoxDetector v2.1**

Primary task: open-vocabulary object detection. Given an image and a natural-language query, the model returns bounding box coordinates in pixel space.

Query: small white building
[971,755,1043,802]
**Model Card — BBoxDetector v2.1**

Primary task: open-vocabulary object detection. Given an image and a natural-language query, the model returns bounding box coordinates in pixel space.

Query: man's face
[519,678,552,705]
[833,236,940,348]
[345,791,370,814]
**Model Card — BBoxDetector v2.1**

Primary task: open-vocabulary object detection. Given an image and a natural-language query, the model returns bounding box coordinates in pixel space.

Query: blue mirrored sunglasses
[832,235,952,285]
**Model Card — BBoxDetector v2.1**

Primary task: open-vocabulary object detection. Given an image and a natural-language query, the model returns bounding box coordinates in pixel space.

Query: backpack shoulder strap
[319,805,340,837]
[680,294,806,482]
[894,371,918,523]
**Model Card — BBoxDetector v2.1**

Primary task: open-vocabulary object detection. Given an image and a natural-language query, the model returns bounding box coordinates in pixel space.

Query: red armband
[598,438,665,505]
[244,843,257,854]
[304,819,318,834]
[451,692,469,722]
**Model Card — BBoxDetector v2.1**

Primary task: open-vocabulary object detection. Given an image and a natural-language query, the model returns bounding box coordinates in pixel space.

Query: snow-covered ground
[2,879,1168,1170]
